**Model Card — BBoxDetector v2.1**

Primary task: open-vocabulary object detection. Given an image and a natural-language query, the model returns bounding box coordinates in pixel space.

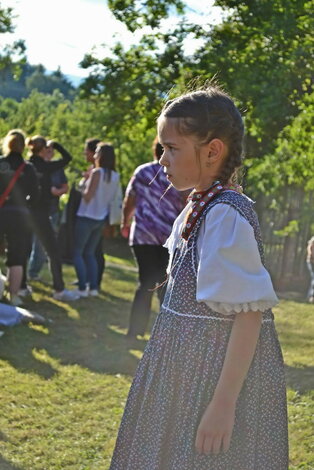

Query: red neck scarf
[181,181,242,240]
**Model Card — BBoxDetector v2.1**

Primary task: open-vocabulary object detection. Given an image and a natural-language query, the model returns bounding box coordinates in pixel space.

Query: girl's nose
[159,151,168,167]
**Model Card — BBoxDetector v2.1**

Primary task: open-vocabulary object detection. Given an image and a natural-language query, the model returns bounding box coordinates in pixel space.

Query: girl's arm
[195,310,262,455]
[82,170,100,203]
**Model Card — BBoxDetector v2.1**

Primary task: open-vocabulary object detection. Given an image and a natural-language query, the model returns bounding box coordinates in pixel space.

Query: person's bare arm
[195,310,262,455]
[120,193,136,238]
[82,171,100,203]
[51,183,69,197]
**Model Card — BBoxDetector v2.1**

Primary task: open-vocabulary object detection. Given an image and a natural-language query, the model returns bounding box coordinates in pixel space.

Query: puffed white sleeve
[196,203,278,314]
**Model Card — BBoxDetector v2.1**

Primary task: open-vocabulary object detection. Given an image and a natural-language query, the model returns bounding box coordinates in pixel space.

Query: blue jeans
[73,216,105,290]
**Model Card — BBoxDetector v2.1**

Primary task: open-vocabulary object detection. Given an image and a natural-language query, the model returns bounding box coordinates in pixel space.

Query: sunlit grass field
[0,242,313,469]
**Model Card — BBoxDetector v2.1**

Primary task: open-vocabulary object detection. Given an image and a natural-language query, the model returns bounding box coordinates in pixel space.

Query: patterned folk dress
[109,191,289,470]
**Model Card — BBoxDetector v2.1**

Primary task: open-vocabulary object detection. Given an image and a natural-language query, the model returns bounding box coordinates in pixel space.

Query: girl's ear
[206,138,227,164]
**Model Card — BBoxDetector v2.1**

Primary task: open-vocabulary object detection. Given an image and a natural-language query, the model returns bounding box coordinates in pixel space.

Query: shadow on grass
[0,456,24,470]
[104,236,134,262]
[0,269,152,380]
[285,364,314,393]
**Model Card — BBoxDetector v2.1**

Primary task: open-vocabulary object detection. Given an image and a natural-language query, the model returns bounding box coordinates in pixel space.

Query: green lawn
[0,244,313,469]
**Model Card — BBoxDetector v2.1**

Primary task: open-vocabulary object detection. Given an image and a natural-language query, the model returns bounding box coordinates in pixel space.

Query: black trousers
[31,210,64,292]
[128,244,169,337]
[0,210,31,266]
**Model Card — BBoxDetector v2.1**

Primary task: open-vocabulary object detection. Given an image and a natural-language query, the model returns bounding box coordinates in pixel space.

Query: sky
[2,0,222,85]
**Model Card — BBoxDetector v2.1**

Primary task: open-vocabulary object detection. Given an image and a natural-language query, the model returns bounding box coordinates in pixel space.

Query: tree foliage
[248,89,314,194]
[79,0,313,191]
[194,0,313,158]
[107,0,185,31]
[0,4,25,74]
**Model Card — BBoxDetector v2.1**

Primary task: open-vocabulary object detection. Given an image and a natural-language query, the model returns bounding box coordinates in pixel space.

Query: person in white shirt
[73,143,120,297]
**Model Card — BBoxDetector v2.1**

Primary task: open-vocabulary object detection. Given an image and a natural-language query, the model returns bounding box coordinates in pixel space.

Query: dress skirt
[109,309,288,470]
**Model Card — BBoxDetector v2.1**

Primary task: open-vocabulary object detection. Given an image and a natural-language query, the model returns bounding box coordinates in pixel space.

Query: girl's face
[158,117,212,192]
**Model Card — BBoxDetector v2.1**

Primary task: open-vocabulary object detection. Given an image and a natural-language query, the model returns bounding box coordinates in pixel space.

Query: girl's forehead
[158,117,181,141]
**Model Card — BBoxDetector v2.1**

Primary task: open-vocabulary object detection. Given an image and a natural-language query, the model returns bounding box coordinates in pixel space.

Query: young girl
[109,87,288,469]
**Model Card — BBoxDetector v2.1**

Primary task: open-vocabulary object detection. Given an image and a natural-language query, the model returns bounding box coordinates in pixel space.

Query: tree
[80,29,190,182]
[194,0,313,158]
[0,5,25,73]
[107,0,185,31]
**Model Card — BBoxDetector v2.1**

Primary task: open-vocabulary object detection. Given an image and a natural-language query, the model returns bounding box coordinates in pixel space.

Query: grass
[0,240,313,469]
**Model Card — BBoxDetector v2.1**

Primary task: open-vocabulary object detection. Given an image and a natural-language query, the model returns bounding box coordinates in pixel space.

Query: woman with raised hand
[27,135,79,302]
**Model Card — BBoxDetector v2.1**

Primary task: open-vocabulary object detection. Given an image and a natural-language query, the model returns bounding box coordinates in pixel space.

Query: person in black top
[0,129,39,306]
[28,142,68,281]
[27,135,79,301]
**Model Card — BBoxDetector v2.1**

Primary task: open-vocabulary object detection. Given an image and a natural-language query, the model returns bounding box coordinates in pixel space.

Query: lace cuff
[204,299,278,315]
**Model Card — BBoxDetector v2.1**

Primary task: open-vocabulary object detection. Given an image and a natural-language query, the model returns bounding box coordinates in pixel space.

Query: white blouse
[164,198,278,315]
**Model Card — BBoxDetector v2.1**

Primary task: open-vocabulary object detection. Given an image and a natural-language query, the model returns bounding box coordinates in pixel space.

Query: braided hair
[159,86,244,185]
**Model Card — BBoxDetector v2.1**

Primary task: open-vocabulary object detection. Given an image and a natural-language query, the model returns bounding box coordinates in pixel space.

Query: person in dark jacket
[0,129,39,306]
[28,142,69,281]
[27,135,78,301]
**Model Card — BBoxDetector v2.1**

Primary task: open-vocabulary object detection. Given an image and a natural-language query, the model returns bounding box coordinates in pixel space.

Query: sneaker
[53,289,80,301]
[71,288,89,298]
[10,294,24,307]
[18,286,33,297]
[89,289,99,297]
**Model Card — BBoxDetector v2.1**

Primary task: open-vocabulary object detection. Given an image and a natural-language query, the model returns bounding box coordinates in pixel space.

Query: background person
[27,135,78,301]
[0,129,39,306]
[121,138,186,339]
[82,138,105,288]
[73,142,120,297]
[28,141,68,281]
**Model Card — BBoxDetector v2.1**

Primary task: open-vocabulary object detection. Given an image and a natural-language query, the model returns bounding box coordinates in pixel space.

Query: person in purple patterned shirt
[121,138,187,338]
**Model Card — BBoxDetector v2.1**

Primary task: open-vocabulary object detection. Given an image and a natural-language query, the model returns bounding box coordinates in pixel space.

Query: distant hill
[0,63,76,100]
[66,74,84,87]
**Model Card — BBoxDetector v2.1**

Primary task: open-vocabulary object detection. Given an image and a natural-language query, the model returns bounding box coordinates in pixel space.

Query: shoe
[18,286,33,297]
[71,288,89,298]
[53,289,80,301]
[89,289,99,297]
[10,294,24,307]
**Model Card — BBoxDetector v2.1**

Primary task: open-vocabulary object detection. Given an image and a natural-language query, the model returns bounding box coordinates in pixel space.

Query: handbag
[109,180,123,226]
[0,162,26,208]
